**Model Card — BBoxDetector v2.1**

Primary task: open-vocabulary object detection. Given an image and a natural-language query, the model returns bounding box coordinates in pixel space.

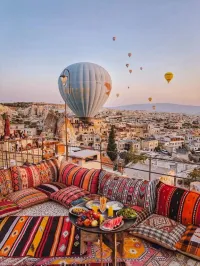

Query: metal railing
[0,137,199,188]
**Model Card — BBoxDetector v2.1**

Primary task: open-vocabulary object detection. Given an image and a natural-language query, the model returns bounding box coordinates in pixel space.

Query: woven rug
[0,216,80,257]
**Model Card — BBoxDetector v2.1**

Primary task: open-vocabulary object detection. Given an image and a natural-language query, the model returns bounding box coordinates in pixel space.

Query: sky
[0,0,200,107]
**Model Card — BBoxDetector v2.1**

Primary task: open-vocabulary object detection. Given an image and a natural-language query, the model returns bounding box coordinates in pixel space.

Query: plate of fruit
[76,210,101,227]
[100,216,124,231]
[69,206,89,217]
[116,207,137,220]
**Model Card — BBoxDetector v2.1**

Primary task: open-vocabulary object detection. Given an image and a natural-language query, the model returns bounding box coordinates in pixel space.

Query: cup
[108,205,113,218]
[92,205,98,213]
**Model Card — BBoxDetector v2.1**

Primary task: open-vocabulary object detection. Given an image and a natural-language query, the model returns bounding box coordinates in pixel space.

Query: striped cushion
[35,182,67,196]
[59,162,101,194]
[10,165,41,191]
[50,186,90,208]
[0,195,21,218]
[45,158,59,182]
[7,188,49,209]
[155,182,200,226]
[98,171,158,213]
[0,169,13,196]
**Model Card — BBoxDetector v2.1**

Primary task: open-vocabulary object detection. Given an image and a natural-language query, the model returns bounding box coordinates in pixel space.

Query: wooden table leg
[100,234,103,266]
[112,233,117,266]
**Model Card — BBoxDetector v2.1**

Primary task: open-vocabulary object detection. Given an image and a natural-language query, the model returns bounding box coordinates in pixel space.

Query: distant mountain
[109,103,200,114]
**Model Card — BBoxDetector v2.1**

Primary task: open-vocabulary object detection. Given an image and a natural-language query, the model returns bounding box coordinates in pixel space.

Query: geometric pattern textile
[175,225,200,260]
[35,162,51,184]
[0,216,80,257]
[59,162,101,194]
[7,188,49,209]
[129,214,186,250]
[2,235,199,265]
[10,165,41,191]
[50,185,90,208]
[98,170,158,213]
[44,158,59,182]
[0,168,13,196]
[35,182,67,196]
[0,195,21,218]
[155,182,200,226]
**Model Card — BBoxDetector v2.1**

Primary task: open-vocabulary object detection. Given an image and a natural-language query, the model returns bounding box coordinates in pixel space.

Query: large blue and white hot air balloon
[58,62,112,120]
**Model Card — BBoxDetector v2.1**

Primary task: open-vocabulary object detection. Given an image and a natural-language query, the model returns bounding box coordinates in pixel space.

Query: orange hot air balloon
[113,37,116,41]
[126,64,129,68]
[116,93,119,97]
[129,69,132,74]
[148,97,152,102]
[128,53,132,57]
[140,67,143,70]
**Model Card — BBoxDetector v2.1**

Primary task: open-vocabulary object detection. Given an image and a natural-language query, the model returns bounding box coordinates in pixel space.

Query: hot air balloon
[164,72,173,83]
[126,64,129,68]
[140,67,143,70]
[129,69,132,74]
[128,53,132,57]
[152,105,156,110]
[148,97,152,102]
[128,86,130,89]
[113,37,116,41]
[116,93,119,97]
[58,62,112,120]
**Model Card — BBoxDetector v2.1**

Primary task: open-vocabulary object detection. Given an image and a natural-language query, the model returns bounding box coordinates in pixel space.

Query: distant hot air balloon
[140,67,143,70]
[58,62,112,120]
[148,97,152,102]
[128,86,130,89]
[116,93,119,97]
[126,64,129,68]
[128,53,132,57]
[164,72,173,83]
[152,105,156,110]
[129,69,132,74]
[113,37,116,41]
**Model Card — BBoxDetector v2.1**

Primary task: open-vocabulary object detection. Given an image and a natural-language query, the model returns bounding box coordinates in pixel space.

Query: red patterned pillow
[10,165,41,191]
[0,169,13,196]
[0,195,21,218]
[155,182,200,226]
[7,188,49,209]
[45,158,59,182]
[59,162,101,194]
[50,185,90,208]
[98,171,158,213]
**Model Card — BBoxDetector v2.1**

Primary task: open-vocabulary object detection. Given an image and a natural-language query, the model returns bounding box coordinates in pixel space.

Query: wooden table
[69,203,136,266]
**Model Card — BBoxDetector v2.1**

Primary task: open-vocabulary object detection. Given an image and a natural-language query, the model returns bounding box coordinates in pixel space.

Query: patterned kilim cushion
[50,185,90,208]
[175,225,200,260]
[155,182,200,226]
[10,165,41,191]
[35,182,67,196]
[0,195,21,218]
[127,206,151,230]
[0,216,81,257]
[98,171,158,213]
[59,162,101,194]
[7,188,49,209]
[0,169,13,196]
[36,162,51,184]
[44,158,59,182]
[130,214,186,250]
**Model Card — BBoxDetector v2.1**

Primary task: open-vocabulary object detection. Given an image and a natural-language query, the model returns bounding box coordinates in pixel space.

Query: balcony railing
[0,137,199,188]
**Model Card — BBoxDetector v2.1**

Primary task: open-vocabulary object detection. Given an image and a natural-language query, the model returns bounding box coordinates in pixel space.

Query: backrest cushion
[59,162,101,194]
[155,182,200,226]
[43,158,59,182]
[10,165,41,191]
[98,170,158,213]
[0,169,13,196]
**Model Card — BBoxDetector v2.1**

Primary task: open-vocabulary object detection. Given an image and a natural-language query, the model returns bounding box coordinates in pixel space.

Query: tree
[187,168,200,182]
[107,125,118,161]
[124,144,147,165]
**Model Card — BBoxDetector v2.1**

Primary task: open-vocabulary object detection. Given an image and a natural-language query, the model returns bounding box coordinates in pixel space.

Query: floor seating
[0,159,199,265]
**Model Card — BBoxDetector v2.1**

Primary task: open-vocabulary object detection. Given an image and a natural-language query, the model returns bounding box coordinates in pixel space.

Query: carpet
[0,216,80,257]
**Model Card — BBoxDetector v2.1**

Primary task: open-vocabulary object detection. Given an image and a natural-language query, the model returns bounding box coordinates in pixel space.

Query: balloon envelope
[129,69,132,73]
[126,64,129,68]
[148,97,152,102]
[113,37,116,41]
[58,62,112,119]
[128,53,132,57]
[164,72,173,83]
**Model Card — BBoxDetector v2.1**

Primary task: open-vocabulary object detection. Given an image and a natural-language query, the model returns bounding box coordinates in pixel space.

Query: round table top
[69,203,136,235]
